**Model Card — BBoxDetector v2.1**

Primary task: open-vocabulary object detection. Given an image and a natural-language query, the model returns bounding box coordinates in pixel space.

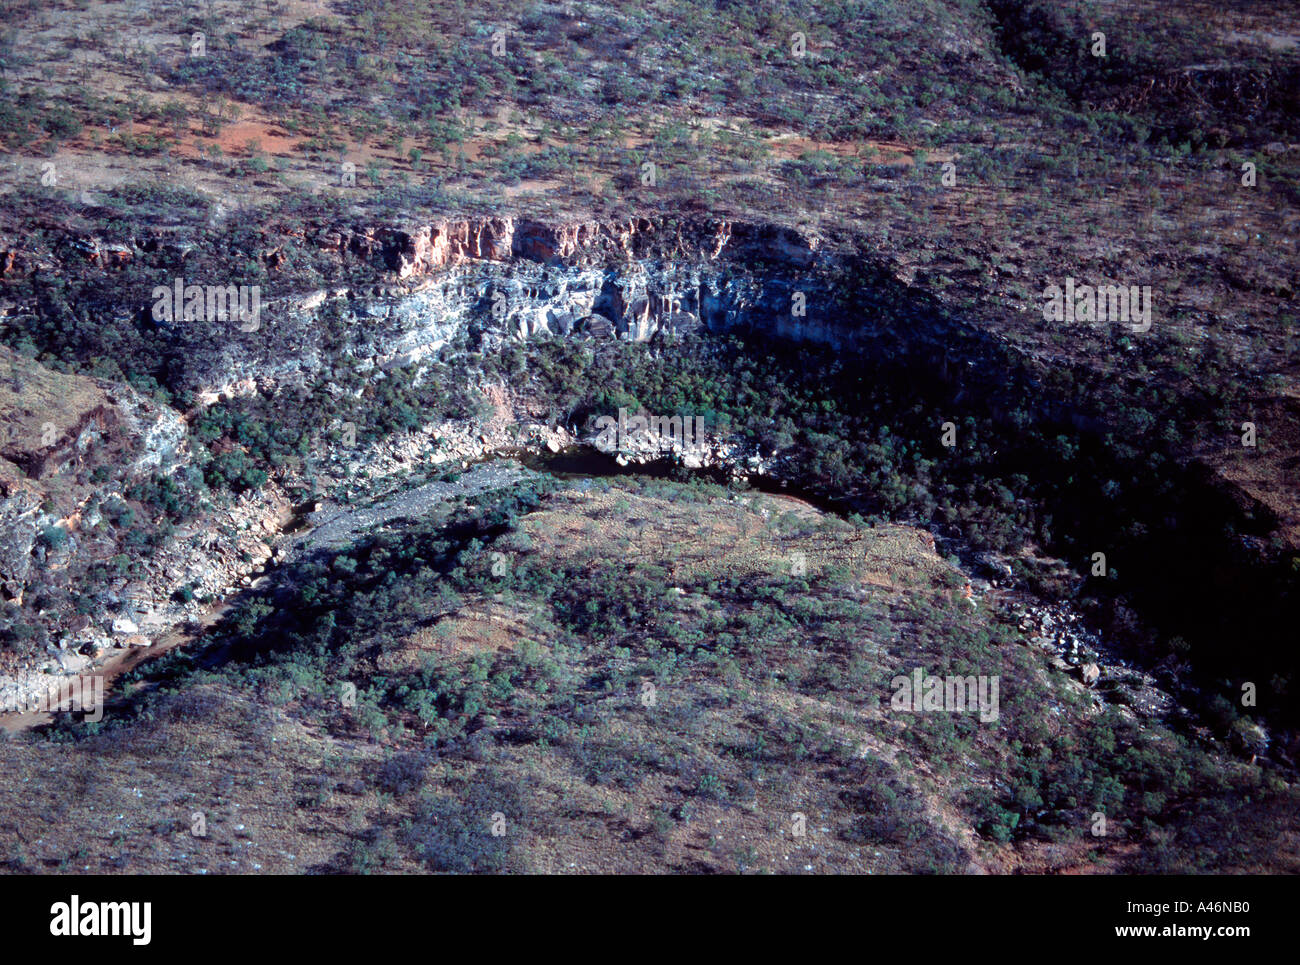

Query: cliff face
[174,217,852,403]
[338,218,824,274]
[1,215,911,407]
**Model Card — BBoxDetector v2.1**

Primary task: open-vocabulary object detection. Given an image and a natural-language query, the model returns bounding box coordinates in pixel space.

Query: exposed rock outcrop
[163,217,852,401]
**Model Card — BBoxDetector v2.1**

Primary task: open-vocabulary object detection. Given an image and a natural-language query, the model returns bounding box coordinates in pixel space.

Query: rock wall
[175,217,852,401]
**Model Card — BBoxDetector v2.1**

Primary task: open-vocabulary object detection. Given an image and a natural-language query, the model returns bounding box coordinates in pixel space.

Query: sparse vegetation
[0,0,1295,879]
